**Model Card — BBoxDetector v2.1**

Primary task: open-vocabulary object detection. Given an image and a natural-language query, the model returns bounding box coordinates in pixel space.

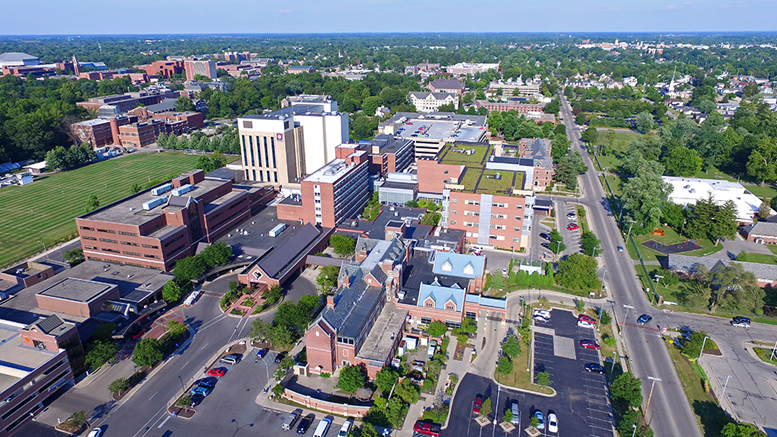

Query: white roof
[663,176,774,223]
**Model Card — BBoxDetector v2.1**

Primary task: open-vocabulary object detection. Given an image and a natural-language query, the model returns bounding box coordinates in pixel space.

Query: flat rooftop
[400,251,471,306]
[74,118,110,126]
[240,104,333,120]
[217,206,305,256]
[438,144,491,166]
[82,177,231,226]
[304,156,364,184]
[336,207,431,241]
[38,278,114,303]
[0,320,60,393]
[356,303,407,363]
[458,167,525,196]
[0,261,173,325]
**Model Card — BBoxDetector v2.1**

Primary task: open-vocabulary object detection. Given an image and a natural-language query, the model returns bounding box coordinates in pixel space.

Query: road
[19,271,318,437]
[559,95,701,437]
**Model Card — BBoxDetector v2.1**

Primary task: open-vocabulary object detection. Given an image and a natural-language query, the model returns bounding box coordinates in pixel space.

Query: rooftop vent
[152,183,173,196]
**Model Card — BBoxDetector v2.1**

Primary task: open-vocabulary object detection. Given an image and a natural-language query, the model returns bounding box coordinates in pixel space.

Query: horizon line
[2,31,777,38]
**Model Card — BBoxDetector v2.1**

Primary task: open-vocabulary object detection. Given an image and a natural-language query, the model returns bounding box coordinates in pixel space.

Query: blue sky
[3,0,776,34]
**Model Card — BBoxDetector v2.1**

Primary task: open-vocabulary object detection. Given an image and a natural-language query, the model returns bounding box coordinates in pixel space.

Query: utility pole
[610,351,617,383]
[643,376,662,420]
[37,240,49,260]
[698,336,709,362]
[625,220,635,244]
[622,304,634,325]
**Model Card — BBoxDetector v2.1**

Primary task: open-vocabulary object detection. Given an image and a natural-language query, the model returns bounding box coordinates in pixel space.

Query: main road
[558,95,702,437]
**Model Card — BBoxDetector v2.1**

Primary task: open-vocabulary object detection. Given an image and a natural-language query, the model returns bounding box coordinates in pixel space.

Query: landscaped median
[493,309,554,396]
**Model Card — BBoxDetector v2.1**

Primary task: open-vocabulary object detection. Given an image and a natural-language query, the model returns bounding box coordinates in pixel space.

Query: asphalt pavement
[559,94,701,437]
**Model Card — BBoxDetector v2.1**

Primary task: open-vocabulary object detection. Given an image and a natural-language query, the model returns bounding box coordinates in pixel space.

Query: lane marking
[157,415,171,428]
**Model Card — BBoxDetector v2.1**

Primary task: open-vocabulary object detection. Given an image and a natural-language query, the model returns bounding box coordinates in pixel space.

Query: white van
[281,410,299,431]
[313,418,332,437]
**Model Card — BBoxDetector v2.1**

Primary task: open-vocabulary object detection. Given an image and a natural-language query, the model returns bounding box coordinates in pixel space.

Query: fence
[282,388,370,418]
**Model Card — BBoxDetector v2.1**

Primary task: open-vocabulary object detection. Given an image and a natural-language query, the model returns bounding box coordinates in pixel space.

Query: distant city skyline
[2,0,777,35]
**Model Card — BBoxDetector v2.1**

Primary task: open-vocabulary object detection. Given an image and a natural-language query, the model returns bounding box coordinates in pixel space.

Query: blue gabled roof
[465,293,506,309]
[433,251,485,279]
[418,283,465,312]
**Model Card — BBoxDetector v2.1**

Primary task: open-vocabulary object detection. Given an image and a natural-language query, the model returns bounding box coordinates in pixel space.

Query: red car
[131,328,147,340]
[567,223,579,230]
[207,367,227,377]
[578,314,597,324]
[473,395,483,414]
[580,340,600,350]
[413,421,441,437]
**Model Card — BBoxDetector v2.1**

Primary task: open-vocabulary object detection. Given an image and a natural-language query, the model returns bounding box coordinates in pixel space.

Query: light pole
[622,304,633,325]
[631,424,637,437]
[493,384,501,433]
[625,220,635,244]
[556,240,561,260]
[178,375,185,393]
[643,376,662,420]
[610,351,617,383]
[698,336,709,362]
[600,269,607,297]
[770,339,777,362]
[721,375,732,400]
[38,240,49,260]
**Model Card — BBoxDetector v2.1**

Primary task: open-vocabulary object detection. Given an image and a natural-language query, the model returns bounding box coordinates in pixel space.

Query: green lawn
[592,130,644,152]
[735,252,777,265]
[664,342,730,437]
[743,185,777,200]
[439,144,490,166]
[476,170,516,195]
[753,347,777,366]
[0,152,201,267]
[768,245,777,256]
[627,226,722,262]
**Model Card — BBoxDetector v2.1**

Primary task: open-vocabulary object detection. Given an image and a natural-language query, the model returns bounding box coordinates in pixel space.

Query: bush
[108,378,129,395]
[536,371,551,388]
[64,248,84,265]
[84,340,118,371]
[272,383,285,398]
[176,395,192,407]
[600,309,612,325]
[162,280,183,302]
[603,334,617,347]
[503,408,513,423]
[62,410,88,431]
[330,234,356,257]
[501,335,521,358]
[497,356,513,375]
[480,398,492,418]
[426,321,448,337]
[421,404,450,424]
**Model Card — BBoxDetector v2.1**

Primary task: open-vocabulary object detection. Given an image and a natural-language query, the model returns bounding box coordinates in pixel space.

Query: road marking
[182,360,190,368]
[148,391,158,400]
[200,342,209,350]
[157,415,171,428]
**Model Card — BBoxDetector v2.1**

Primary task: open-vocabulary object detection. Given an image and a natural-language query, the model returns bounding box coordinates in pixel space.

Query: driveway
[707,238,776,260]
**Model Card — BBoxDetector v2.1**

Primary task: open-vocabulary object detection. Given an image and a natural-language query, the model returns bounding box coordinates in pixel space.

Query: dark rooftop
[400,251,470,306]
[336,207,431,241]
[255,223,321,279]
[38,278,115,303]
[380,180,418,191]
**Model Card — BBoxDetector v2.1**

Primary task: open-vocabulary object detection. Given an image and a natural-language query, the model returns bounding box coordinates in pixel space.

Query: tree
[684,196,738,243]
[64,410,88,431]
[705,264,765,313]
[394,379,420,404]
[501,335,521,358]
[330,234,356,257]
[108,378,129,395]
[581,231,601,257]
[84,340,118,370]
[166,320,187,339]
[132,337,163,367]
[610,373,643,409]
[272,383,285,398]
[581,127,599,144]
[503,408,513,424]
[45,146,68,170]
[316,265,340,291]
[426,321,448,338]
[420,212,441,226]
[200,241,232,267]
[554,151,586,190]
[173,255,207,283]
[337,365,365,394]
[721,422,762,437]
[497,356,513,375]
[480,397,492,418]
[759,198,772,219]
[375,368,399,394]
[662,146,703,177]
[747,138,777,185]
[162,280,183,302]
[635,112,654,133]
[681,331,711,359]
[129,182,142,194]
[64,248,84,265]
[556,253,600,290]
[85,194,100,213]
[662,202,686,230]
[549,229,566,254]
[599,309,612,325]
[175,96,196,112]
[621,160,671,231]
[536,370,551,388]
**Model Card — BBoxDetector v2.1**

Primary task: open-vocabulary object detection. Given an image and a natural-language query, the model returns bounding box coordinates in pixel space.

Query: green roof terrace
[438,144,491,167]
[456,167,525,196]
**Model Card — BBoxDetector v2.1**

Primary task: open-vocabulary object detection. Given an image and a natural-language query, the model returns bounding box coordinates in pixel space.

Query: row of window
[452,200,523,209]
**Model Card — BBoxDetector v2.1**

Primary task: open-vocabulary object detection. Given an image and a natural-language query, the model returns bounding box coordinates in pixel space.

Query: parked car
[219,353,242,365]
[256,348,270,359]
[534,309,551,319]
[511,400,520,424]
[189,393,205,406]
[313,418,332,437]
[87,429,102,437]
[534,410,545,430]
[338,419,354,437]
[578,314,596,324]
[296,414,314,434]
[473,395,483,414]
[585,363,606,374]
[637,314,652,325]
[281,410,301,431]
[580,340,600,350]
[548,412,558,433]
[567,212,576,219]
[567,223,579,230]
[617,246,624,252]
[577,320,594,329]
[207,367,226,378]
[534,316,550,324]
[539,232,551,240]
[190,384,213,397]
[731,316,751,328]
[413,421,441,436]
[541,242,551,249]
[275,351,287,364]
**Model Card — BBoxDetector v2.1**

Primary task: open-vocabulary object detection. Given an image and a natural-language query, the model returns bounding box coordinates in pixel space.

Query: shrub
[426,321,448,337]
[497,356,513,375]
[132,337,163,368]
[272,383,285,397]
[176,395,192,407]
[603,335,617,347]
[108,378,129,395]
[536,371,551,388]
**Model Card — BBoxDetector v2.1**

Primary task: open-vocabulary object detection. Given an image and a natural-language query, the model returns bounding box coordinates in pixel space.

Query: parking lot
[443,309,613,437]
[557,201,582,256]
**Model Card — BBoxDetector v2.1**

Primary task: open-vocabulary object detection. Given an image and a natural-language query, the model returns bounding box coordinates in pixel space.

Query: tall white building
[408,92,459,113]
[237,101,348,184]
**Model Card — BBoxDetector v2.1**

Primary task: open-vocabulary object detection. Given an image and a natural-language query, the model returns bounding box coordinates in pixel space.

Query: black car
[585,363,606,374]
[256,348,270,359]
[539,232,551,241]
[296,414,315,434]
[637,314,652,325]
[275,351,287,364]
[541,242,550,249]
[189,393,205,406]
[733,316,751,323]
[731,316,751,327]
[195,377,217,388]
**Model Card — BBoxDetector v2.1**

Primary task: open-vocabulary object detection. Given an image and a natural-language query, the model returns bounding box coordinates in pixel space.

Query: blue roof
[433,252,485,279]
[465,294,506,309]
[418,284,465,312]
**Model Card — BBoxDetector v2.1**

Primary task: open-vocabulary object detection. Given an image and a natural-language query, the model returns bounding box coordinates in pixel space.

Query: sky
[2,0,777,34]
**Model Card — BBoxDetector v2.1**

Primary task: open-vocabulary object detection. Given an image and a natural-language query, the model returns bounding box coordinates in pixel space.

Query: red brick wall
[417,159,463,194]
[283,388,370,418]
[305,322,336,374]
[36,286,120,318]
[446,192,527,249]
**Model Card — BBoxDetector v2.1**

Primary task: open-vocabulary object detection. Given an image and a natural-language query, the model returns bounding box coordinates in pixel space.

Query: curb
[222,295,285,319]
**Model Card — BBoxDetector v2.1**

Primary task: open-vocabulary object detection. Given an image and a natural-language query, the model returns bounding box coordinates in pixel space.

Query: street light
[643,376,662,420]
[631,424,638,437]
[698,336,709,362]
[610,351,617,383]
[721,375,732,400]
[38,240,49,260]
[622,304,634,325]
[770,339,777,362]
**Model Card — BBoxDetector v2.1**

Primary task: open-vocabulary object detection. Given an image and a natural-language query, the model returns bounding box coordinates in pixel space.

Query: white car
[337,419,353,437]
[577,320,594,329]
[548,412,558,433]
[87,429,103,437]
[533,309,551,319]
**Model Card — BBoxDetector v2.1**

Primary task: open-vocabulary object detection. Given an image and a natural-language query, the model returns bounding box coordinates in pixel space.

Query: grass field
[625,226,723,262]
[0,152,201,267]
[744,184,777,200]
[735,251,777,265]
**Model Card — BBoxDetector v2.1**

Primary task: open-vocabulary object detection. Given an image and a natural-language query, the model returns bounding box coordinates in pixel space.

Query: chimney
[109,117,120,145]
[326,295,335,309]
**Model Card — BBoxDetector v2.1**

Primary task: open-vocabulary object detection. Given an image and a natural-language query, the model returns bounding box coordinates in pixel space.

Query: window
[248,136,255,166]
[144,254,160,259]
[123,251,141,256]
[425,301,434,308]
[449,220,456,225]
[451,199,457,203]
[420,317,432,325]
[121,241,139,246]
[142,244,159,249]
[84,245,98,250]
[493,202,507,208]
[97,229,116,234]
[119,231,138,237]
[463,221,478,227]
[491,214,506,219]
[513,237,521,242]
[102,248,120,253]
[465,200,480,206]
[99,238,118,244]
[450,209,456,214]
[82,236,97,241]
[515,205,523,209]
[490,224,505,230]
[79,226,94,231]
[514,216,522,221]
[441,261,453,272]
[514,227,521,232]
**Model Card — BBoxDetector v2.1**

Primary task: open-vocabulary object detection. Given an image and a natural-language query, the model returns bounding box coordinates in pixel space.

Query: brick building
[76,169,276,271]
[473,100,546,114]
[184,60,217,81]
[742,221,777,244]
[119,120,167,148]
[142,60,183,78]
[426,78,465,95]
[0,319,74,437]
[408,92,459,112]
[276,145,370,228]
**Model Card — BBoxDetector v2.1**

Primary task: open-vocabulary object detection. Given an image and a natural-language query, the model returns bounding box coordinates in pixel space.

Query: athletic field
[0,152,201,267]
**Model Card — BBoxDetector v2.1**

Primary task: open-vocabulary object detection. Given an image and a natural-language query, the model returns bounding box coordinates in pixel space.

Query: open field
[744,184,777,200]
[0,152,201,267]
[735,251,777,265]
[625,225,722,262]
